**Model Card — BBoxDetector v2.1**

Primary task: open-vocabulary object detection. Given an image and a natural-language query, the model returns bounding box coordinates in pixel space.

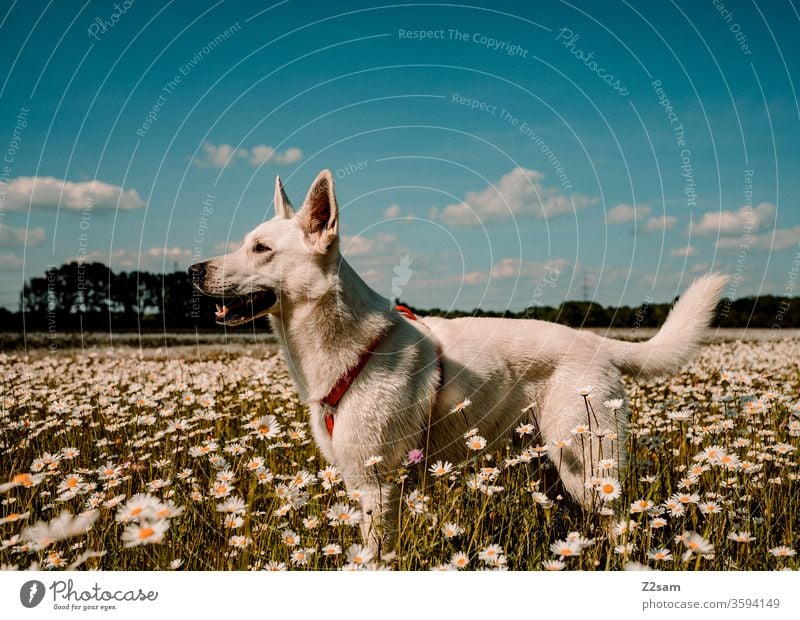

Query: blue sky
[0,0,798,312]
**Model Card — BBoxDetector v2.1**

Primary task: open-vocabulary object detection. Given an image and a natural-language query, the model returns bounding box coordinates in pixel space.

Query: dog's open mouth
[211,290,277,326]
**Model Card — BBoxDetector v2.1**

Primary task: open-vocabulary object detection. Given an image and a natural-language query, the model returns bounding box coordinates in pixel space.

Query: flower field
[1,333,798,571]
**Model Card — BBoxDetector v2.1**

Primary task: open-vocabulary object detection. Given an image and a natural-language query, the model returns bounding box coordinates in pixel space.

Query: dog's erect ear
[299,169,338,252]
[273,176,294,219]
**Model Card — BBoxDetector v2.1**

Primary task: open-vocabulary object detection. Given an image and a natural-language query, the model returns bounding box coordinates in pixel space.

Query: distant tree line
[4,261,799,331]
[416,296,800,328]
[6,261,219,331]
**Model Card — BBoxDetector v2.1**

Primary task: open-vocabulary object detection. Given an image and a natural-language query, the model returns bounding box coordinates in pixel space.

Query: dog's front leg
[347,477,400,561]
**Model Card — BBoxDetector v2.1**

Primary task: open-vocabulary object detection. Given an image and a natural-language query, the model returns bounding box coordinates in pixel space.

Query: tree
[9,262,800,331]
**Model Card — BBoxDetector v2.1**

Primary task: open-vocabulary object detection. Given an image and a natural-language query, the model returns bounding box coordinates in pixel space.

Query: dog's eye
[253,241,271,254]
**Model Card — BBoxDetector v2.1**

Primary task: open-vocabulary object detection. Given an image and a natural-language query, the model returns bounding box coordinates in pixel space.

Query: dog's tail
[605,273,729,379]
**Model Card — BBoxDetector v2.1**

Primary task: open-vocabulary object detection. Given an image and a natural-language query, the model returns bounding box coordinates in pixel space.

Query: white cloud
[194,142,248,168]
[0,253,24,270]
[691,202,775,236]
[462,270,486,284]
[69,247,193,271]
[3,177,146,212]
[194,142,303,168]
[404,270,487,289]
[211,240,243,254]
[145,246,193,261]
[383,204,402,218]
[341,233,397,258]
[670,244,698,258]
[644,215,678,233]
[606,203,651,224]
[437,168,596,227]
[248,145,303,165]
[716,225,800,252]
[490,257,569,279]
[0,225,45,247]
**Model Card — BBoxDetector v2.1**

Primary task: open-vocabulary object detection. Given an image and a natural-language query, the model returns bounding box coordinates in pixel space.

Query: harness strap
[321,305,444,437]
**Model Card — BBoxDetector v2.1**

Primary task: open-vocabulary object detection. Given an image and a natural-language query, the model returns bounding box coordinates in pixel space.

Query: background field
[1,329,797,570]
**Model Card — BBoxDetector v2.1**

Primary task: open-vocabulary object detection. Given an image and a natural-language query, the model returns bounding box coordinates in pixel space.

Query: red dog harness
[320,305,444,437]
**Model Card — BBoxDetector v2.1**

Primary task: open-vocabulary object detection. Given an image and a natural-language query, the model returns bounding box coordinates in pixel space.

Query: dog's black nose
[188,262,206,278]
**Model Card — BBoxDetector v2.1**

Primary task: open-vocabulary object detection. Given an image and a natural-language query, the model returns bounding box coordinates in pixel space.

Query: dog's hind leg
[539,368,629,509]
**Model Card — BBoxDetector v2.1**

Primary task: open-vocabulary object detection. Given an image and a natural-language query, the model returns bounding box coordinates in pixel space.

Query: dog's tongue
[215,304,229,319]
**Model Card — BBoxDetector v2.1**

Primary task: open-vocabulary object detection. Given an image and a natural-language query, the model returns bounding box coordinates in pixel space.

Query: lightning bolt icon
[28,582,38,603]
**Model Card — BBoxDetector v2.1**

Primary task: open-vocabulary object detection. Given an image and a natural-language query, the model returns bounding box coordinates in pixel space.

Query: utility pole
[582,268,589,301]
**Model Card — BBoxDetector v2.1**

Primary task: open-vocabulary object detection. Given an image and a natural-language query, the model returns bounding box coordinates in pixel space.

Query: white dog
[190,170,728,554]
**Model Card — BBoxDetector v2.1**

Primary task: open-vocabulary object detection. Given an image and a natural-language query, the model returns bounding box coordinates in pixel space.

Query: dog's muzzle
[188,262,277,326]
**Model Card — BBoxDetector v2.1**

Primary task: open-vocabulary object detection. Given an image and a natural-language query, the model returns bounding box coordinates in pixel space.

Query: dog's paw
[379,549,397,563]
